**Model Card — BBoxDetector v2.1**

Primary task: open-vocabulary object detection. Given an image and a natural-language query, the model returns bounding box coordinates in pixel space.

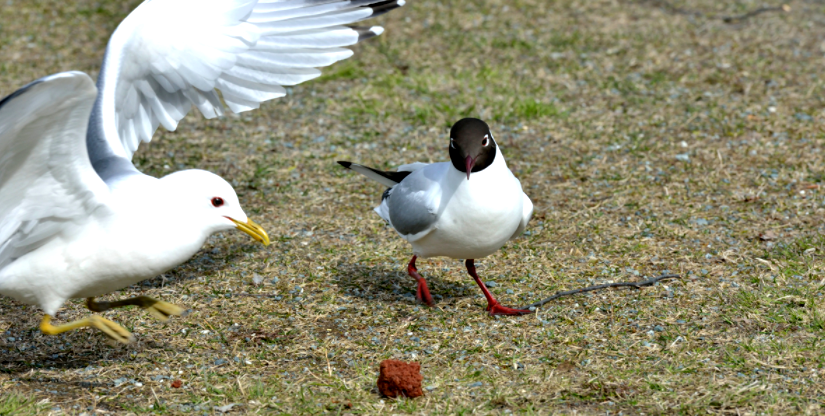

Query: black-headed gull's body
[0,0,403,342]
[339,118,534,315]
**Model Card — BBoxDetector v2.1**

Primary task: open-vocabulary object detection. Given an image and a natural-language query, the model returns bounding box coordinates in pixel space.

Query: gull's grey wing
[0,72,108,269]
[385,163,448,237]
[510,192,533,240]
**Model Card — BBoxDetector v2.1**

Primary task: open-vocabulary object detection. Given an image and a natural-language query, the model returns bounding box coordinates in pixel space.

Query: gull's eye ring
[450,138,456,149]
[482,135,489,147]
[211,197,224,207]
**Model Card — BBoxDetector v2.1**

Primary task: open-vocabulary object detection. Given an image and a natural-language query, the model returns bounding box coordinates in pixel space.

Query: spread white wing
[90,0,404,161]
[0,72,109,269]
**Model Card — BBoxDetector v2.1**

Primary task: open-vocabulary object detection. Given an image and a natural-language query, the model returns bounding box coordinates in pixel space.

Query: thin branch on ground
[521,274,681,310]
[721,4,791,23]
[640,0,791,23]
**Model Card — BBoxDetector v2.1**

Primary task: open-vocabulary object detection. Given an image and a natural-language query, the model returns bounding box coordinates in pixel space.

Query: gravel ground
[2,0,825,414]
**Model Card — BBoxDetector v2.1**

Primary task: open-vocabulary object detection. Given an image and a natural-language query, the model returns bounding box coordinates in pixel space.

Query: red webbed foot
[415,279,435,307]
[466,259,532,316]
[486,302,533,316]
[408,255,435,307]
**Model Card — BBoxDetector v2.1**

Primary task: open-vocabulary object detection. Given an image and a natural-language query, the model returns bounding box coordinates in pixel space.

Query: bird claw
[486,302,533,316]
[90,316,135,344]
[143,299,185,322]
[87,296,185,322]
[39,314,134,344]
[416,281,435,307]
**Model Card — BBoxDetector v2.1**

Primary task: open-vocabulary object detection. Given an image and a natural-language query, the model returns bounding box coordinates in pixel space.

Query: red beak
[464,155,475,180]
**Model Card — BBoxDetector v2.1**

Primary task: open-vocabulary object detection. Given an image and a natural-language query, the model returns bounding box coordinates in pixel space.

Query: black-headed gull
[0,0,404,343]
[339,118,534,315]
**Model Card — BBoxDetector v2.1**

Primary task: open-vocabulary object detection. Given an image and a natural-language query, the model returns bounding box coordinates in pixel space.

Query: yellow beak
[229,217,270,246]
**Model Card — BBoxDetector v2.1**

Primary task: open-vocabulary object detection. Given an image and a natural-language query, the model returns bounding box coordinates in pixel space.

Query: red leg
[408,255,435,307]
[466,259,532,316]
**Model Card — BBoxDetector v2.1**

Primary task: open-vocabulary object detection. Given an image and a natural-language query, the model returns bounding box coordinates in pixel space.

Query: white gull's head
[158,169,269,245]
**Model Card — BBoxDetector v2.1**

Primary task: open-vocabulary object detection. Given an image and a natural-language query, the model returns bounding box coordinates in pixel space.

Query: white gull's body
[0,0,404,319]
[341,118,534,315]
[375,144,533,259]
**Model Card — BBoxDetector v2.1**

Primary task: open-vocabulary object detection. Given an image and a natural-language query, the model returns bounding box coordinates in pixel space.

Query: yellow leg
[40,314,134,344]
[86,296,185,322]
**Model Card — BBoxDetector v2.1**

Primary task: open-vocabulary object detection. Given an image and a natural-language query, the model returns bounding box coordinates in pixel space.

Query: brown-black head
[448,118,497,180]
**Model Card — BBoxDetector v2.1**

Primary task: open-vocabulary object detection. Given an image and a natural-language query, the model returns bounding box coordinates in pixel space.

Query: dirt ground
[2,0,825,414]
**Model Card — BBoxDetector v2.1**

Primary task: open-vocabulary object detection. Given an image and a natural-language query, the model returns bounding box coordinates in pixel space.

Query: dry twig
[641,0,790,23]
[722,4,791,23]
[521,274,681,310]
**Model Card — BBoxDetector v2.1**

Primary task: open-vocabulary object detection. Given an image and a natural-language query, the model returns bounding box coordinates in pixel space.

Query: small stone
[252,273,264,285]
[556,361,577,373]
[506,289,514,294]
[653,325,665,332]
[468,381,483,387]
[759,230,777,241]
[675,153,690,162]
[214,404,240,413]
[485,281,498,288]
[377,359,424,398]
[171,379,183,388]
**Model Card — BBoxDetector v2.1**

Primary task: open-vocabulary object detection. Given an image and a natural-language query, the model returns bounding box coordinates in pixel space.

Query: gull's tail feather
[337,161,412,188]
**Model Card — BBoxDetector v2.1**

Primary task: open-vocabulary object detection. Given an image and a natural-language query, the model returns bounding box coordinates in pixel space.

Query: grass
[2,0,825,414]
[0,393,49,415]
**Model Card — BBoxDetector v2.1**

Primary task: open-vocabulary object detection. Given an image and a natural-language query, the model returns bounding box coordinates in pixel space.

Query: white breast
[0,177,212,315]
[409,154,525,259]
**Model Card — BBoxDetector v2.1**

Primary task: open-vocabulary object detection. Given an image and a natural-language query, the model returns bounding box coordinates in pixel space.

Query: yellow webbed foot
[40,314,134,344]
[86,296,186,322]
[141,298,185,322]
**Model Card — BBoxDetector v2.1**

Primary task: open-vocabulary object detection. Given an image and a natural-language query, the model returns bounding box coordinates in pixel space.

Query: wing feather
[386,164,445,238]
[89,0,404,164]
[0,72,109,270]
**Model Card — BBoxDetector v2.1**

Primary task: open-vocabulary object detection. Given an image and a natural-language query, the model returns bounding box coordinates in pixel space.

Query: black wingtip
[353,26,383,42]
[369,0,404,18]
[337,161,353,169]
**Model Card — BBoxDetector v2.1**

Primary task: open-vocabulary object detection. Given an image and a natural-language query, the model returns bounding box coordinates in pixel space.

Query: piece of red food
[377,359,423,398]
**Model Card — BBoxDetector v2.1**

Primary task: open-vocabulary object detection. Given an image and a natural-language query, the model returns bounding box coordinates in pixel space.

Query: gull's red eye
[482,137,489,146]
[211,197,224,207]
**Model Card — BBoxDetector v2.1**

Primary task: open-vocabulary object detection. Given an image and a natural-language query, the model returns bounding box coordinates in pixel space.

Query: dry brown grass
[2,0,825,414]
